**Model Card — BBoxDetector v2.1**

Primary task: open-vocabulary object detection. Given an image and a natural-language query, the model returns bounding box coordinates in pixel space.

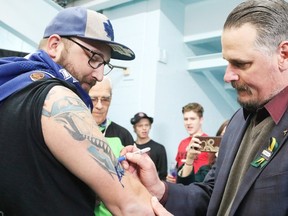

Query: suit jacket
[165,108,288,216]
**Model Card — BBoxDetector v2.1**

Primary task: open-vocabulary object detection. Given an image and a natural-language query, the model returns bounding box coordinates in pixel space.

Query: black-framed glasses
[66,37,114,76]
[90,96,111,105]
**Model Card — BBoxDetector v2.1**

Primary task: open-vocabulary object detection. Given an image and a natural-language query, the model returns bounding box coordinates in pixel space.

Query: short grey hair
[103,76,113,96]
[224,0,288,54]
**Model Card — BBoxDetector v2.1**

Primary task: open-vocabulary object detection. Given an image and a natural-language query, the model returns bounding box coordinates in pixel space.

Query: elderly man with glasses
[89,77,134,216]
[0,7,154,215]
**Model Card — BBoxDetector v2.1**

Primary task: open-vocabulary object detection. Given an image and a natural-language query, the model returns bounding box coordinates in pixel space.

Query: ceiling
[53,0,75,7]
[53,0,135,10]
[53,0,201,9]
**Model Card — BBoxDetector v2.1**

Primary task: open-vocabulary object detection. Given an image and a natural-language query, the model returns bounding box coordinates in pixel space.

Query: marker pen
[118,147,151,162]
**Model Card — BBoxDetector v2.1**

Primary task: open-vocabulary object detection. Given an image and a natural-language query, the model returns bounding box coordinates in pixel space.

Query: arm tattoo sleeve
[42,91,123,181]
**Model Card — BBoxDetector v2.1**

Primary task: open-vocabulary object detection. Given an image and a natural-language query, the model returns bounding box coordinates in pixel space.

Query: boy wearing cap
[0,7,154,215]
[131,112,168,180]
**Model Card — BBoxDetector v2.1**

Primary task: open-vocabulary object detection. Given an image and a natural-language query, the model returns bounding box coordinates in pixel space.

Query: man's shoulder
[179,136,192,144]
[44,83,79,101]
[106,121,134,146]
[109,121,130,132]
[149,140,166,149]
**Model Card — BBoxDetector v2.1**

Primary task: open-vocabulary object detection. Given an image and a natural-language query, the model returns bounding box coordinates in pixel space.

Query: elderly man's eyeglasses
[66,37,114,76]
[91,96,111,104]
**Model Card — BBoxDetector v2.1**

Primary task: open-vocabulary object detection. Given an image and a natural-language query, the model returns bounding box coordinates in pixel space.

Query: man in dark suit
[122,0,288,215]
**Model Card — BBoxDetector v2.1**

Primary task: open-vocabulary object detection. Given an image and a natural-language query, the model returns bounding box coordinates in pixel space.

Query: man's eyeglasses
[66,37,114,76]
[91,96,111,104]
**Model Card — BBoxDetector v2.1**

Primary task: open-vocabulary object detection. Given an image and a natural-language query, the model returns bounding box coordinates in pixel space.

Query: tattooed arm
[41,86,154,215]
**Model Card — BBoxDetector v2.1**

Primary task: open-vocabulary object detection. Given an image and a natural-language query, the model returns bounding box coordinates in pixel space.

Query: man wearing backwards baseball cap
[0,7,154,215]
[131,112,168,181]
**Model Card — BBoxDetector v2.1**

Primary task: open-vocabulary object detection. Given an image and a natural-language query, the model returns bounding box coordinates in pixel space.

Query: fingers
[121,160,130,170]
[186,140,201,160]
[166,174,176,183]
[120,145,137,155]
[187,143,201,153]
[186,137,201,151]
[151,196,174,216]
[189,146,201,153]
[125,151,152,170]
[120,145,139,171]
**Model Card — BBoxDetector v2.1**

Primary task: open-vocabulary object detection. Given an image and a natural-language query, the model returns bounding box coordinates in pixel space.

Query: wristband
[185,162,193,166]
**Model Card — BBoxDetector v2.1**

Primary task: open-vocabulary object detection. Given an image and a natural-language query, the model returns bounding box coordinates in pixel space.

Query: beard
[56,51,96,91]
[237,99,260,112]
[232,81,262,112]
[57,51,75,77]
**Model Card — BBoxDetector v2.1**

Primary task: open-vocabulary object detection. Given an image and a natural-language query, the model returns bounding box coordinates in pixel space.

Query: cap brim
[108,42,135,60]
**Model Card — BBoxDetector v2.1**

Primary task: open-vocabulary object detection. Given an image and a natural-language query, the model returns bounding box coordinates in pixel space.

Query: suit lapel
[208,110,253,215]
[229,111,288,215]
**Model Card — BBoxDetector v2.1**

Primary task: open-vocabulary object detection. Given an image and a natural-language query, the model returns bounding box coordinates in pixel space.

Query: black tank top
[0,79,95,215]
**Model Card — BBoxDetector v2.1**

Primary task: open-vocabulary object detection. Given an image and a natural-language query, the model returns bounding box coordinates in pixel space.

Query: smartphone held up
[194,136,222,152]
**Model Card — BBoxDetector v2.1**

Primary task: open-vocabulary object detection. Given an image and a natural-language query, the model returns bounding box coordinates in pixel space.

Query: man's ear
[45,34,63,60]
[278,41,288,71]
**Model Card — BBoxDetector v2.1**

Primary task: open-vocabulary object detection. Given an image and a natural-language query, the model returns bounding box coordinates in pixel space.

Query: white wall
[0,0,61,52]
[104,1,160,136]
[184,0,243,35]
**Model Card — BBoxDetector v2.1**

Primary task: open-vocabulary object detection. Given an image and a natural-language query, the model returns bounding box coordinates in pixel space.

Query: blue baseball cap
[43,7,135,60]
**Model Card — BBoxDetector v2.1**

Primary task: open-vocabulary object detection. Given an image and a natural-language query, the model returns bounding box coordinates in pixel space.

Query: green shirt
[94,120,126,216]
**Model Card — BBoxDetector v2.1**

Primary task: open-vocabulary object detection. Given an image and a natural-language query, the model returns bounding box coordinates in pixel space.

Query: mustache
[231,81,252,94]
[91,80,97,87]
